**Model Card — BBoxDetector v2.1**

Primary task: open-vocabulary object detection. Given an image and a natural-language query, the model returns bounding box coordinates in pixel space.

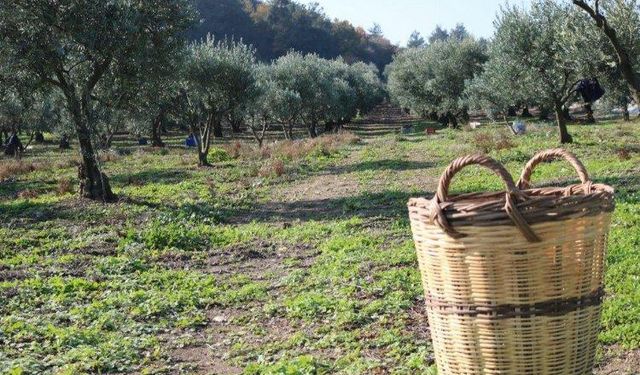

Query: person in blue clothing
[185,133,198,148]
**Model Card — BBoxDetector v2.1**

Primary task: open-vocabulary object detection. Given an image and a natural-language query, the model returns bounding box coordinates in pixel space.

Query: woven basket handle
[432,154,540,242]
[517,149,591,193]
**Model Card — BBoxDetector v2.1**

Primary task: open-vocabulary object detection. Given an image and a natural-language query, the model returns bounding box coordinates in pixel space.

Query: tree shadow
[110,169,192,186]
[227,189,434,225]
[344,123,403,138]
[227,171,640,225]
[328,159,435,175]
[0,198,121,226]
[0,179,58,199]
[593,174,640,203]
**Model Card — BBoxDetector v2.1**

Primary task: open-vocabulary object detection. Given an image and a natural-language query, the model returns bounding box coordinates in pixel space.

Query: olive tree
[243,66,275,147]
[345,62,386,118]
[573,0,640,105]
[386,38,487,127]
[271,53,336,138]
[464,51,537,133]
[324,60,385,131]
[0,0,195,200]
[134,51,188,148]
[322,60,356,132]
[490,1,598,143]
[325,78,357,133]
[184,37,257,166]
[385,48,434,119]
[0,90,35,138]
[261,60,303,140]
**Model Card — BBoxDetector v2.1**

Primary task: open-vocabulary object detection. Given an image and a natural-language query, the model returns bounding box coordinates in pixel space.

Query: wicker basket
[408,149,615,375]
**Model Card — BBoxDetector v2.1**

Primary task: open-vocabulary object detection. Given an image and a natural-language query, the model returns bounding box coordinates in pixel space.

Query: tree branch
[573,0,640,100]
[84,56,113,96]
[573,1,601,25]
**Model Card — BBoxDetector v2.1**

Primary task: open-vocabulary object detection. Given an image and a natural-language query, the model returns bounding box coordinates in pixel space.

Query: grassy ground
[1,119,640,374]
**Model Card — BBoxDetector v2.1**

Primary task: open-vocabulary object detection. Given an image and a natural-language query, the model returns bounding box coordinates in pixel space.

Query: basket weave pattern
[408,149,614,375]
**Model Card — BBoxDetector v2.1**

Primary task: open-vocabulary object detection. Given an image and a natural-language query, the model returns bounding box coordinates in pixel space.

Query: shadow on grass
[228,172,640,224]
[227,189,433,224]
[0,179,59,200]
[0,197,120,225]
[345,124,402,138]
[328,159,435,175]
[4,172,636,228]
[110,169,192,186]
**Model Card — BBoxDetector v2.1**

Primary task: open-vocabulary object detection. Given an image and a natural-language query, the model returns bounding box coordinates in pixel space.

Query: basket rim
[408,182,615,229]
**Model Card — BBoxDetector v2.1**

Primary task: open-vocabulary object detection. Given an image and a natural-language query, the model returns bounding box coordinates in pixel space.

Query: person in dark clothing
[138,137,148,146]
[4,132,24,157]
[576,79,605,124]
[577,79,606,103]
[35,132,45,143]
[59,134,70,150]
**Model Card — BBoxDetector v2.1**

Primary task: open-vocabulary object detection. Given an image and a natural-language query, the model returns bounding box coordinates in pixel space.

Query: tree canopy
[468,0,600,143]
[386,36,487,127]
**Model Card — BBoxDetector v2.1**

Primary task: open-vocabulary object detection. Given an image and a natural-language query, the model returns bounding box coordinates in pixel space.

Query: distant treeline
[187,0,397,71]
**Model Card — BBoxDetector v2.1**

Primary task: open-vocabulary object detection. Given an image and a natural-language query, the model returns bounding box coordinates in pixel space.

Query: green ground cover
[1,120,639,374]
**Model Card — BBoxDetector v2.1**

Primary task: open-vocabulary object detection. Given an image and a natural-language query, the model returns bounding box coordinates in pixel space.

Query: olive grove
[2,0,640,200]
[0,0,196,200]
[388,0,640,143]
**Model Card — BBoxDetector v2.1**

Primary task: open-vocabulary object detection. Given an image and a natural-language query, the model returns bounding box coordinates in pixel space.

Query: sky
[301,0,534,46]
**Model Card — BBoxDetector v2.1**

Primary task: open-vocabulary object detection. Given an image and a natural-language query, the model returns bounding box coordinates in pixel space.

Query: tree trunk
[151,111,165,147]
[213,118,223,138]
[521,105,532,118]
[573,0,640,105]
[286,123,294,140]
[308,122,318,138]
[250,125,264,148]
[507,106,517,117]
[67,95,115,201]
[447,112,458,129]
[198,118,213,167]
[562,106,572,121]
[459,108,469,124]
[554,103,573,144]
[24,131,36,150]
[325,121,336,133]
[35,132,45,143]
[104,133,115,149]
[198,151,209,167]
[338,119,348,131]
[231,119,242,133]
[623,106,630,121]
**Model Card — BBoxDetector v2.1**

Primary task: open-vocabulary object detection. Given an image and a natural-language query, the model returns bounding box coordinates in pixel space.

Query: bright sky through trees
[302,0,534,45]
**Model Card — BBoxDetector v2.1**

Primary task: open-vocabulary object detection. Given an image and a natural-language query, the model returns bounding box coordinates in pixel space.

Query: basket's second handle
[517,149,591,194]
[431,154,540,243]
